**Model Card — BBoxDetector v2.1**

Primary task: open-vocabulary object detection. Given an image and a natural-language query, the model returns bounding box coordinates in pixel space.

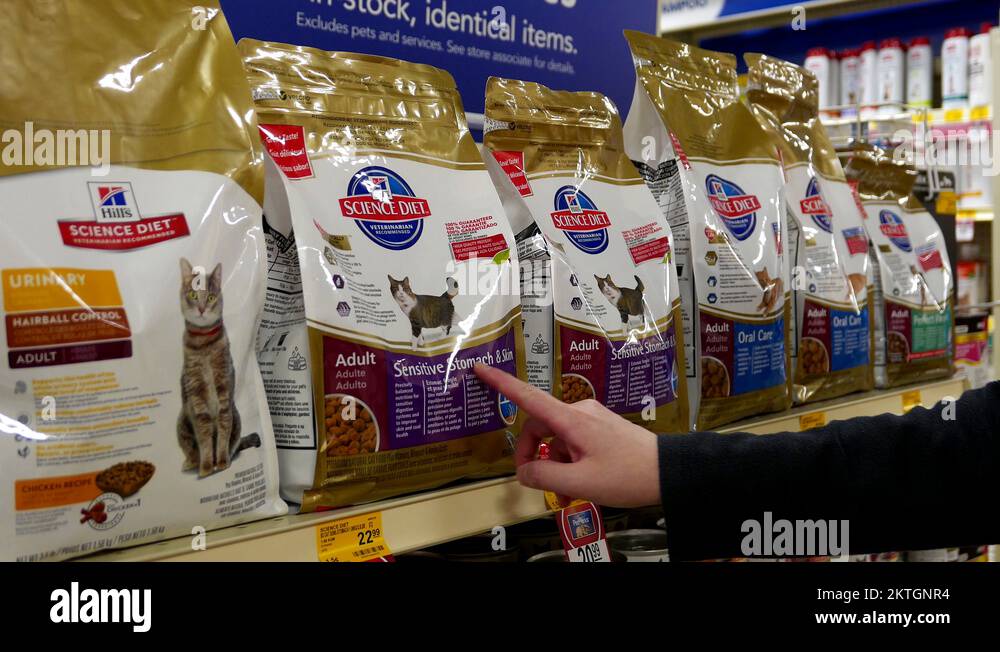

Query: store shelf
[717,376,968,435]
[83,376,968,562]
[659,0,935,41]
[821,107,992,130]
[958,209,994,223]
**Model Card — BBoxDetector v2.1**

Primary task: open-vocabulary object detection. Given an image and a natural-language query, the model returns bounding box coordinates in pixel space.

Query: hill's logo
[550,186,610,254]
[340,166,430,250]
[800,178,832,233]
[706,175,760,241]
[89,182,138,222]
[879,210,911,252]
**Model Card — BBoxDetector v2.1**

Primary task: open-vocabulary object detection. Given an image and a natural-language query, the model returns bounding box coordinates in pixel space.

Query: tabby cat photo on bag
[178,259,261,477]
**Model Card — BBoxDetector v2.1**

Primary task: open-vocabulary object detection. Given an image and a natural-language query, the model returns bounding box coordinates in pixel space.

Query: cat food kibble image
[484,76,689,435]
[560,375,595,404]
[887,332,909,363]
[798,338,830,375]
[0,1,286,562]
[96,461,156,498]
[244,42,525,509]
[324,396,378,456]
[701,358,730,399]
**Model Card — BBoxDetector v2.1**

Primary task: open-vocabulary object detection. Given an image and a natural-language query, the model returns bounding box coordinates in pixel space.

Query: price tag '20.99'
[557,501,611,563]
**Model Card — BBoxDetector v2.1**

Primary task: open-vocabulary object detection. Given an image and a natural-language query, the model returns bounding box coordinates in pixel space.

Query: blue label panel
[830,306,869,372]
[732,318,786,395]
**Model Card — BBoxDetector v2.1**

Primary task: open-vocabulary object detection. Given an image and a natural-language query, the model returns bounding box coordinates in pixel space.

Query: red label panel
[450,233,508,261]
[491,151,532,197]
[58,214,189,251]
[627,236,670,265]
[259,124,313,180]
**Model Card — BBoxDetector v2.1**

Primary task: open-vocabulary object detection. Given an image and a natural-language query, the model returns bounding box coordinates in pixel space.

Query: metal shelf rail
[83,376,968,562]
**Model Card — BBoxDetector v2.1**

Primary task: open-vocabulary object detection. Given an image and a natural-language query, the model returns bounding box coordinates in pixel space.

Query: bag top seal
[846,145,918,202]
[624,30,738,98]
[744,53,820,119]
[241,39,463,123]
[744,53,843,179]
[0,0,262,205]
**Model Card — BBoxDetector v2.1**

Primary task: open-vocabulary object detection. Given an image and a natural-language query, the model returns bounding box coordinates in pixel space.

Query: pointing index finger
[473,364,575,434]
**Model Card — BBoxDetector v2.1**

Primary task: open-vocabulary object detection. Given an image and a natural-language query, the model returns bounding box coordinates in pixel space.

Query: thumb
[516,459,591,499]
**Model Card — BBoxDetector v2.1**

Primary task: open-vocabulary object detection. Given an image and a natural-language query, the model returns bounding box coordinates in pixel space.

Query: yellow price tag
[901,390,922,414]
[943,108,966,123]
[970,105,991,121]
[799,411,827,431]
[316,512,390,562]
[936,191,957,216]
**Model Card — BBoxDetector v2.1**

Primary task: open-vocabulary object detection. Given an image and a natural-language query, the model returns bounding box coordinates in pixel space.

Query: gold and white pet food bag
[624,33,792,430]
[242,41,525,509]
[846,147,954,388]
[745,54,874,404]
[484,76,689,433]
[0,0,285,561]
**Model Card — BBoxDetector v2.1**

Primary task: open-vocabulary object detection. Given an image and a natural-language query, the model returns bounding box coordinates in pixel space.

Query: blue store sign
[220,0,658,117]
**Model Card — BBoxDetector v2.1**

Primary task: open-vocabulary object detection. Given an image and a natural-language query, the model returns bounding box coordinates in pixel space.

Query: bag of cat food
[0,1,285,562]
[242,41,524,509]
[484,77,689,433]
[845,146,954,388]
[744,54,875,404]
[623,32,791,430]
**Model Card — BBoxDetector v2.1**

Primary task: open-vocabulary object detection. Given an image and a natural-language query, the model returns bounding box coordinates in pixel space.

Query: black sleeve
[659,382,1000,561]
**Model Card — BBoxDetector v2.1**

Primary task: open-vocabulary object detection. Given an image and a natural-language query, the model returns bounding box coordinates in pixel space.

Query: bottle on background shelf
[877,37,906,115]
[859,40,879,117]
[829,49,840,114]
[942,26,971,109]
[969,22,993,109]
[804,47,833,114]
[840,47,860,115]
[906,36,933,109]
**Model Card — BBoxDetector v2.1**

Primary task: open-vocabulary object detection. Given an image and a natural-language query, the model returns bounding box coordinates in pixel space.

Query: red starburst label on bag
[259,124,313,180]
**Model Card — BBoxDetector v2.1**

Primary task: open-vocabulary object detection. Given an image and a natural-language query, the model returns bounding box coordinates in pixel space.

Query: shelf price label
[970,105,991,121]
[798,411,827,431]
[316,512,391,562]
[901,390,922,414]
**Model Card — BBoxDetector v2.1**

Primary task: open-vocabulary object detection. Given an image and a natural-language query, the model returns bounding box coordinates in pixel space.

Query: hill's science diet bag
[0,1,285,561]
[624,33,791,430]
[846,147,954,388]
[745,54,874,404]
[242,42,524,508]
[484,77,689,433]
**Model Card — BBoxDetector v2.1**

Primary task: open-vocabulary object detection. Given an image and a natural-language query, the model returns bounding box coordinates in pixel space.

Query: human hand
[474,364,661,508]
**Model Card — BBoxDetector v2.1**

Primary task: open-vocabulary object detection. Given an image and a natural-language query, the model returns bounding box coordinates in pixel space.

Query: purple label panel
[323,330,518,451]
[560,323,678,413]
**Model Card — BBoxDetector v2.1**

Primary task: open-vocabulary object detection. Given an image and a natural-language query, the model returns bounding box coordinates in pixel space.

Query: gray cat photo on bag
[388,275,463,349]
[178,258,261,478]
[595,274,647,332]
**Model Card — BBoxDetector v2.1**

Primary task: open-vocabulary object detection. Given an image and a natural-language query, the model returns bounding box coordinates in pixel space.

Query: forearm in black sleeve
[659,382,1000,561]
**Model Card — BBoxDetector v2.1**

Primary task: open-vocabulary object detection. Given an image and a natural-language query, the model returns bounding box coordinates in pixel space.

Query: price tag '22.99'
[316,512,392,562]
